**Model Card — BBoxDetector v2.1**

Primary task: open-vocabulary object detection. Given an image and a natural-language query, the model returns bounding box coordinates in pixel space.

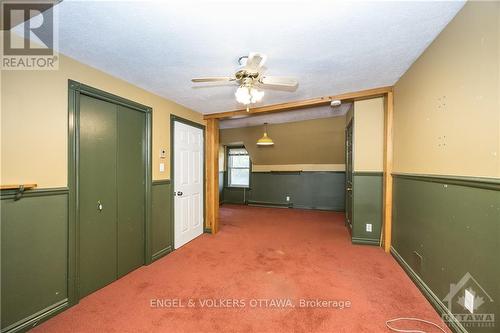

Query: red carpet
[33,205,449,332]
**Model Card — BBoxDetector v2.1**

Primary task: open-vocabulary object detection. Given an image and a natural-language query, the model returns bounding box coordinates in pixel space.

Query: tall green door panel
[79,95,118,298]
[117,105,145,277]
[78,96,146,298]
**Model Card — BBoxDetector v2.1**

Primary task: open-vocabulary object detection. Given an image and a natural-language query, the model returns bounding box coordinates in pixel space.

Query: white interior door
[174,121,204,249]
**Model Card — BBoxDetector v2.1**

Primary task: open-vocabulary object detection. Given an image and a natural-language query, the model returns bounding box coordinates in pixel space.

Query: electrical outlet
[285,196,290,202]
[464,289,474,313]
[366,224,372,232]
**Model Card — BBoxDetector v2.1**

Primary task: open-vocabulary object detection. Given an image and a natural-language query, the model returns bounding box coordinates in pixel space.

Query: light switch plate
[159,163,165,172]
[286,196,290,202]
[464,289,474,313]
[366,224,372,232]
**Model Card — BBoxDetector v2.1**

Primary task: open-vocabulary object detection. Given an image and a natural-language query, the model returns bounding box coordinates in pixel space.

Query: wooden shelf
[1,184,37,190]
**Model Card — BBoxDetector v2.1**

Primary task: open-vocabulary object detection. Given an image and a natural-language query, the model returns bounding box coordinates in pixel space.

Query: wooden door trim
[170,115,207,247]
[68,80,152,306]
[382,91,394,252]
[205,118,219,233]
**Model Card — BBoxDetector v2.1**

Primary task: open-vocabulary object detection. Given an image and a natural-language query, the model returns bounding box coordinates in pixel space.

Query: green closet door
[117,105,145,277]
[79,95,118,298]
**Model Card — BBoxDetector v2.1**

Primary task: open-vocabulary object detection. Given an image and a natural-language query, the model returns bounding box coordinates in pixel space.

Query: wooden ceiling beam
[203,86,393,120]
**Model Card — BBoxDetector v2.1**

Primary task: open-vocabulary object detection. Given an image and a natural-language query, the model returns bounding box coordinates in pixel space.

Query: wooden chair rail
[1,184,37,190]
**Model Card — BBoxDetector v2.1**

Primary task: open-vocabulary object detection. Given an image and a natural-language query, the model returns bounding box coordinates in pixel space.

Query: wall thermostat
[160,148,167,159]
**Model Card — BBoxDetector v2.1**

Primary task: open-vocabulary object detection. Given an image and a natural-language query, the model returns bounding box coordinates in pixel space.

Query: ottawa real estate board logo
[1,0,59,70]
[442,272,495,329]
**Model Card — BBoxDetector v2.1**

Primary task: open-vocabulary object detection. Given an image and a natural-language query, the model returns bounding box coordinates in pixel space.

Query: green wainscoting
[151,180,173,261]
[1,188,70,333]
[351,172,383,245]
[392,174,500,333]
[222,186,249,205]
[222,171,346,211]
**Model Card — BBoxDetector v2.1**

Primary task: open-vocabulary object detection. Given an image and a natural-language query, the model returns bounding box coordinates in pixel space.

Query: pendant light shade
[257,123,274,146]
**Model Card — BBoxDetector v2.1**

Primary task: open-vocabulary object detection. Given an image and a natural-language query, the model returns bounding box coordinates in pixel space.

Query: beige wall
[353,98,384,172]
[1,50,203,188]
[393,1,500,178]
[220,116,346,171]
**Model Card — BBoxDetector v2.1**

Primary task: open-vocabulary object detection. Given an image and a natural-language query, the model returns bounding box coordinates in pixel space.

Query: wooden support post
[383,91,394,253]
[205,118,219,234]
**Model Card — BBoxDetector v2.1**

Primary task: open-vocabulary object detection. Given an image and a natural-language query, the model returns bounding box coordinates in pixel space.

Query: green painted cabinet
[79,95,119,297]
[79,95,145,298]
[116,105,145,277]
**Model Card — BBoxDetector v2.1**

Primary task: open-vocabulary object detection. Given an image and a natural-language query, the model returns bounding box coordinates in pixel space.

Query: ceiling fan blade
[259,76,298,87]
[191,77,235,83]
[244,52,267,71]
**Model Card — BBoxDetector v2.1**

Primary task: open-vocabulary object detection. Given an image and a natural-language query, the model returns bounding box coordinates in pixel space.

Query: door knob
[97,200,103,212]
[177,191,183,196]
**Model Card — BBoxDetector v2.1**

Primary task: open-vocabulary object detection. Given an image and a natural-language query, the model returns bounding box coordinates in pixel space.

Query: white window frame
[227,147,250,188]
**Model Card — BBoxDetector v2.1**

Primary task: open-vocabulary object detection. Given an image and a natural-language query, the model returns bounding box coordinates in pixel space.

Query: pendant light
[257,123,274,146]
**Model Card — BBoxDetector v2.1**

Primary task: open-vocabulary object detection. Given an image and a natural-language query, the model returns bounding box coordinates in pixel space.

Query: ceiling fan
[191,53,298,111]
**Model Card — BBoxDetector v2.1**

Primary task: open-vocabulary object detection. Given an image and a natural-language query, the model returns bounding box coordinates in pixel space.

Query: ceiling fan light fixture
[235,85,264,105]
[192,52,296,108]
[250,88,264,102]
[235,85,251,104]
[257,123,274,146]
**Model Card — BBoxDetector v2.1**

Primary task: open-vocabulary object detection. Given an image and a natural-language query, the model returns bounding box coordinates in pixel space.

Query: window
[228,147,250,187]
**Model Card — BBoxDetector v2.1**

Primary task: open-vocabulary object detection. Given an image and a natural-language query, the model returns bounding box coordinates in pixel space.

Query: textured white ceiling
[219,103,351,129]
[49,0,464,114]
